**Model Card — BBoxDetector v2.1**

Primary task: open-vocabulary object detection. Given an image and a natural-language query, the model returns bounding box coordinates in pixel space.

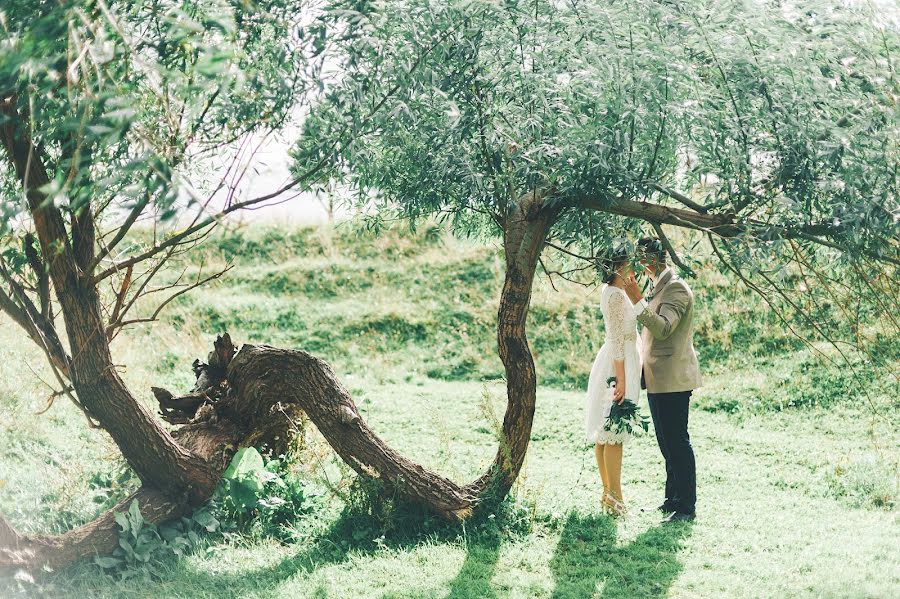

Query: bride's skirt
[584,340,642,445]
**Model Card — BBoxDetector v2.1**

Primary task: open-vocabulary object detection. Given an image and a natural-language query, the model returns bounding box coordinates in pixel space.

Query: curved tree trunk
[226,345,477,518]
[0,191,559,571]
[2,98,218,502]
[465,189,560,500]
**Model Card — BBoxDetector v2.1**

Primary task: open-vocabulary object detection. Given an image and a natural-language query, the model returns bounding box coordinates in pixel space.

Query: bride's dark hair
[599,249,630,284]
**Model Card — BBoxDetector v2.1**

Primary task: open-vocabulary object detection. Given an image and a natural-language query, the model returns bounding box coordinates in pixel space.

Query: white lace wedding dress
[585,284,643,445]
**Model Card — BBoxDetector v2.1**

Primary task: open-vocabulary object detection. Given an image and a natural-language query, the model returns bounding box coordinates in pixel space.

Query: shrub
[215,448,323,543]
[94,500,218,581]
[825,454,898,510]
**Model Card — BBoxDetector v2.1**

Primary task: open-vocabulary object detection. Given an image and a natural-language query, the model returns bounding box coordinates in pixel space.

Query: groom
[623,237,701,523]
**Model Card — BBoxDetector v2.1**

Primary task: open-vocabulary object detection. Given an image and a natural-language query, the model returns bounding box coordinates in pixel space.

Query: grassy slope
[0,225,897,598]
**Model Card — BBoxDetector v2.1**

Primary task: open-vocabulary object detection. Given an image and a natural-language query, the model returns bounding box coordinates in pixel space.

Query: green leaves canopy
[0,0,324,231]
[295,0,898,265]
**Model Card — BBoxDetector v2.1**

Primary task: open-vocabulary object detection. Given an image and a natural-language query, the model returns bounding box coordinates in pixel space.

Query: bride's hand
[623,272,643,304]
[613,376,626,404]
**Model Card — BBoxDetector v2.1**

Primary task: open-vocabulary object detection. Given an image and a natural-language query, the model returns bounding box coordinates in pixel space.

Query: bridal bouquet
[604,377,650,436]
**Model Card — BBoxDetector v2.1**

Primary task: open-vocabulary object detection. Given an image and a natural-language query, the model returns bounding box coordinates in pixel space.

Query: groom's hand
[623,272,643,304]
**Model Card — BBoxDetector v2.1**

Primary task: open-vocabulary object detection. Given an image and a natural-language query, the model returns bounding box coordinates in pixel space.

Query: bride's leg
[604,443,624,506]
[594,442,609,497]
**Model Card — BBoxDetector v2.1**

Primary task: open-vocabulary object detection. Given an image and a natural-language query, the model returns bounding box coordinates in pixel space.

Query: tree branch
[108,265,233,339]
[545,240,596,262]
[93,194,150,267]
[23,233,51,319]
[0,262,71,378]
[644,180,708,213]
[651,222,695,277]
[580,194,736,233]
[108,264,133,329]
[94,27,457,283]
[579,194,900,266]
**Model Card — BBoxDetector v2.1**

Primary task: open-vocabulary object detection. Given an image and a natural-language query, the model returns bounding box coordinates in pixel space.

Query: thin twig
[93,27,458,282]
[651,222,695,277]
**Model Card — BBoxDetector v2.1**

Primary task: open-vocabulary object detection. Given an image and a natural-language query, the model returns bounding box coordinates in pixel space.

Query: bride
[585,250,642,517]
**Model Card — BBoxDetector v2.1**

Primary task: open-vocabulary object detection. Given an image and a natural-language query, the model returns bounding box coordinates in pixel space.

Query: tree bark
[1,98,217,501]
[223,345,477,519]
[466,189,560,500]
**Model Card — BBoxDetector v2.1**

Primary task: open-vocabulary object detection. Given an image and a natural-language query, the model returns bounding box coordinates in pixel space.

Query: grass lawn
[0,226,897,597]
[2,369,897,598]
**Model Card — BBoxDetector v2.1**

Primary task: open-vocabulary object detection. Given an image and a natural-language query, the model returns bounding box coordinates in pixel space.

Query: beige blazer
[637,269,702,393]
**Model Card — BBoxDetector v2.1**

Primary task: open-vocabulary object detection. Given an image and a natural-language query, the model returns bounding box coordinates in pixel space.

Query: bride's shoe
[602,494,627,517]
[600,491,614,514]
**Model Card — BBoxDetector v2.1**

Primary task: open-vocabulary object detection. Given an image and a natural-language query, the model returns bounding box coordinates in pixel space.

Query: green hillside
[169,225,894,412]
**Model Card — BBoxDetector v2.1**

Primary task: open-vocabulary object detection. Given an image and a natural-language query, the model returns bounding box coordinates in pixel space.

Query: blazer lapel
[651,269,675,301]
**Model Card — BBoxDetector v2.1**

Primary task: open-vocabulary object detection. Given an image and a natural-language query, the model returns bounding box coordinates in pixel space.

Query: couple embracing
[584,237,700,523]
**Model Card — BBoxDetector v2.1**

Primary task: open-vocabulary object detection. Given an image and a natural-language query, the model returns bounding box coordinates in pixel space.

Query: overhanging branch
[580,194,738,233]
[579,194,900,266]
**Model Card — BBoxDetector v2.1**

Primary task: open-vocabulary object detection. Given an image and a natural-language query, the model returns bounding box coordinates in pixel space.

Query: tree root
[0,489,185,571]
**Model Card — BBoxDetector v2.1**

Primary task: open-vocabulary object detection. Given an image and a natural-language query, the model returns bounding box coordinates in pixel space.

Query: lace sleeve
[607,290,627,361]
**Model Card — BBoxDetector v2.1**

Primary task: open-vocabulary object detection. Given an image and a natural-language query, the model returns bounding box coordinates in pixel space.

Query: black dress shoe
[657,502,677,514]
[663,511,696,524]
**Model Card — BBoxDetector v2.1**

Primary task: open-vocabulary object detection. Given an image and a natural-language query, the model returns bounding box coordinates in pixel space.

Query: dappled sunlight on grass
[0,226,897,597]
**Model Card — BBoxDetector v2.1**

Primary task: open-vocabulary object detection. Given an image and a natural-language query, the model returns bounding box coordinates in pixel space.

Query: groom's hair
[638,237,666,266]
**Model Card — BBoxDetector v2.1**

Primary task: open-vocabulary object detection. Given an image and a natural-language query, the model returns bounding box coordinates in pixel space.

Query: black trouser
[647,390,696,515]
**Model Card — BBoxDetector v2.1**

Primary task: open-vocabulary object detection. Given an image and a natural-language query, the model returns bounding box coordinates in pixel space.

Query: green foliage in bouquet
[604,377,650,436]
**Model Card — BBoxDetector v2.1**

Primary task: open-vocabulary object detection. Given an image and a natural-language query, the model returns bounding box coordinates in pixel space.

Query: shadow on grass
[386,531,504,599]
[444,533,503,599]
[44,497,519,598]
[32,507,380,597]
[174,508,440,596]
[549,512,693,599]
